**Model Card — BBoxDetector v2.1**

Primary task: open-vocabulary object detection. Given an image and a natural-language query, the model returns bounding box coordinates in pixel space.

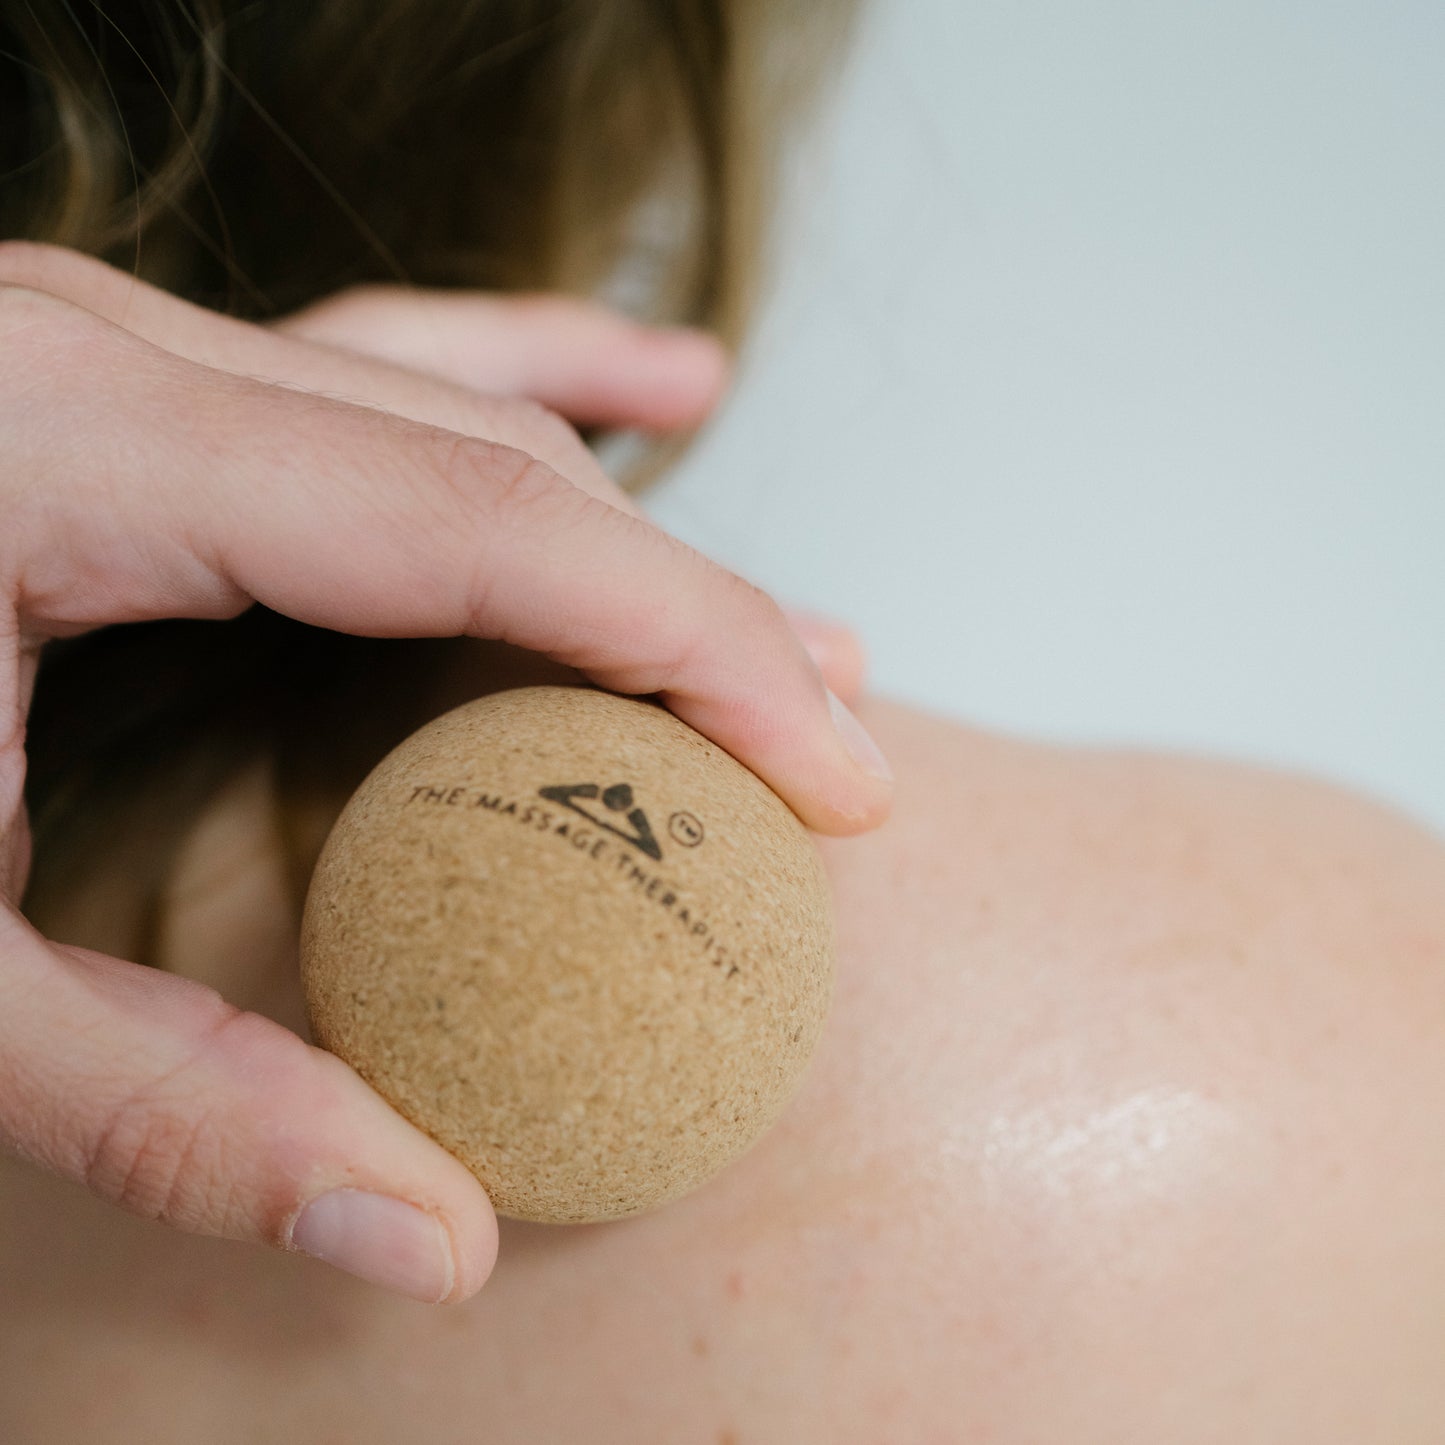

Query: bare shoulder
[744,695,1445,1439]
[825,694,1445,970]
[809,693,1445,1161]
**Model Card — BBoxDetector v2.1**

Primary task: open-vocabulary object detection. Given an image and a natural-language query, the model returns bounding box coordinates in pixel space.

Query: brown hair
[7,1,860,952]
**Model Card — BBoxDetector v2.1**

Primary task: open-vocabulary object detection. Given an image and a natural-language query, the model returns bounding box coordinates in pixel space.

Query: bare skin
[3,686,1444,1444]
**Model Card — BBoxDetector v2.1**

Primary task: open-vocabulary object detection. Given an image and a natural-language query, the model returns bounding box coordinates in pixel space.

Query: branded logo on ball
[403,777,736,979]
[538,781,707,861]
[538,781,662,858]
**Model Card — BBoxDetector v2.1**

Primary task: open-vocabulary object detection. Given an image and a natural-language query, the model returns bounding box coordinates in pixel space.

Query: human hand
[0,244,890,1303]
[275,283,872,706]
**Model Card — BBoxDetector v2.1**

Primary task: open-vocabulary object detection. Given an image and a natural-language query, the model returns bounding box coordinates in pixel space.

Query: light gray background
[649,0,1445,835]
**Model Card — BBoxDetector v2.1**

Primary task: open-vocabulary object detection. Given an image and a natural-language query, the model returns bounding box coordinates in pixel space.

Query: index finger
[10,303,892,835]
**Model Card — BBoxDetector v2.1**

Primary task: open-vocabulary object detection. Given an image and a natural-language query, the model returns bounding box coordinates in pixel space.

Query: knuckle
[719,565,788,633]
[745,573,787,622]
[430,432,643,645]
[440,392,610,500]
[81,1007,274,1235]
[84,1080,215,1224]
[437,433,572,526]
[425,434,578,631]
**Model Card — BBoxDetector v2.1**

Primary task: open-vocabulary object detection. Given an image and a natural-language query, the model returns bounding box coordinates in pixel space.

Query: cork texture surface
[300,685,835,1223]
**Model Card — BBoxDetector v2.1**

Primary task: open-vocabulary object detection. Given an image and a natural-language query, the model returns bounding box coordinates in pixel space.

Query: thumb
[0,906,497,1303]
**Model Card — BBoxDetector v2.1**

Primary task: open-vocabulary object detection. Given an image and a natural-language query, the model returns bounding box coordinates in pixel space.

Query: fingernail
[827,688,893,784]
[289,1189,455,1303]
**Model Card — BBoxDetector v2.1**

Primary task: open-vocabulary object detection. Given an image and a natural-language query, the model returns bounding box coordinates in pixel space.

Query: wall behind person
[649,0,1445,834]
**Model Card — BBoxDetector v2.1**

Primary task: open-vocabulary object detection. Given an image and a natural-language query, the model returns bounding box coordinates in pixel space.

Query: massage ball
[300,685,835,1223]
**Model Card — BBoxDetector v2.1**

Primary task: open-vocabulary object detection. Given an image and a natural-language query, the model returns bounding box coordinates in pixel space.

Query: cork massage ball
[300,685,835,1224]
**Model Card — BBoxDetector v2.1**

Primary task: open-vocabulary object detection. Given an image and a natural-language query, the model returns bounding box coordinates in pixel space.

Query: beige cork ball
[300,685,834,1223]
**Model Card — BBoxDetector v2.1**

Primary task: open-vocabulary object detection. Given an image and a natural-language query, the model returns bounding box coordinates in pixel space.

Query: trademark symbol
[668,811,705,848]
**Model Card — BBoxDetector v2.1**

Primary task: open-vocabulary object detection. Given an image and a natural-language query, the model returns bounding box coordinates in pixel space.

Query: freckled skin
[2,696,1444,1444]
